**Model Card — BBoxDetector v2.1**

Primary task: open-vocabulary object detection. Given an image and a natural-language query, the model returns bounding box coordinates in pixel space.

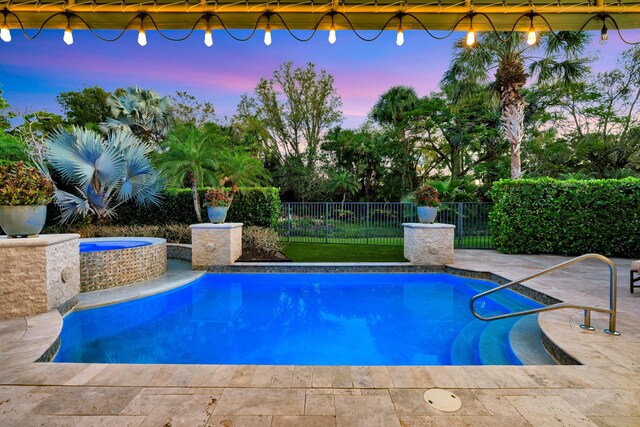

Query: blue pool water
[55,273,543,365]
[79,240,151,253]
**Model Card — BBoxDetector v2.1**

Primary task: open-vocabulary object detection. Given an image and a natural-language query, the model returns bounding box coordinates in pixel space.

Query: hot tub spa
[79,237,167,292]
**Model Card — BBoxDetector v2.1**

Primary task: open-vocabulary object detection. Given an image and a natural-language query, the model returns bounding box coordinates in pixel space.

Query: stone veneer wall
[191,223,242,269]
[403,223,455,265]
[80,240,167,292]
[0,234,80,318]
[167,243,192,262]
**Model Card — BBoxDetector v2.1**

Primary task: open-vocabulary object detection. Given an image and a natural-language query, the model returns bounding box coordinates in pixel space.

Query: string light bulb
[328,15,336,44]
[466,18,476,47]
[63,16,73,45]
[1,13,10,43]
[204,18,213,47]
[138,16,147,46]
[396,18,404,46]
[264,16,272,46]
[600,20,609,45]
[526,16,537,45]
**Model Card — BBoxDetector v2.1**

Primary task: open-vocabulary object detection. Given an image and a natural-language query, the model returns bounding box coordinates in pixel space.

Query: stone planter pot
[0,205,47,237]
[207,206,229,224]
[417,206,438,224]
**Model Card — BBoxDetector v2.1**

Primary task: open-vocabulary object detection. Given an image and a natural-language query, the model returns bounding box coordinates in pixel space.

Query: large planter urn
[417,206,438,224]
[0,205,47,237]
[207,206,229,224]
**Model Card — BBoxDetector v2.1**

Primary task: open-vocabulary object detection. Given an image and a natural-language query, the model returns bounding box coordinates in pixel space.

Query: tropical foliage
[203,188,232,207]
[0,162,54,206]
[413,185,440,207]
[43,127,162,223]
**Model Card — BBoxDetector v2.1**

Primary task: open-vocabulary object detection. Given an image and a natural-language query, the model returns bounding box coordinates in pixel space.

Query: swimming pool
[55,273,548,365]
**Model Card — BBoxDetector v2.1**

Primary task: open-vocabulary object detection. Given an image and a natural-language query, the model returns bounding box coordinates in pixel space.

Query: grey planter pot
[207,206,229,224]
[0,205,47,237]
[417,206,438,224]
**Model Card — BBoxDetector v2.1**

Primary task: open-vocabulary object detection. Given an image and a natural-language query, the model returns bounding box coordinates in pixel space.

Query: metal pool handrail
[469,253,620,335]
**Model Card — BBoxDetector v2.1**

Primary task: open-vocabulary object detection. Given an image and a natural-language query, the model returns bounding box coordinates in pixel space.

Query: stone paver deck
[1,250,639,426]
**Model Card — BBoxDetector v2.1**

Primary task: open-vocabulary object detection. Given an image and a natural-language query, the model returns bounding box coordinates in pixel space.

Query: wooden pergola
[1,0,639,40]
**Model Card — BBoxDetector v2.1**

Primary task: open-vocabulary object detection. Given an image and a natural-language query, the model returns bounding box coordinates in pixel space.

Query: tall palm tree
[156,125,223,222]
[218,150,271,197]
[101,86,173,147]
[371,86,419,133]
[329,171,361,207]
[441,31,590,179]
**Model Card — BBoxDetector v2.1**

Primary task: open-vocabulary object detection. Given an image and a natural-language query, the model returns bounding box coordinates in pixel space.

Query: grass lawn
[282,242,407,262]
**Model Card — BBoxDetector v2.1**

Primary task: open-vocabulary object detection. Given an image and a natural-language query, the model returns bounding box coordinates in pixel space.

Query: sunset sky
[1,28,638,128]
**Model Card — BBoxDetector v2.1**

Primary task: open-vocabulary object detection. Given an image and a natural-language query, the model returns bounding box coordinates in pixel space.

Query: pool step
[478,319,519,365]
[509,315,557,365]
[450,319,486,365]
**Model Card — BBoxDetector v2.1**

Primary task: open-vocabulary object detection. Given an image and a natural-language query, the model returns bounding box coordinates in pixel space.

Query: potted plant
[203,188,232,224]
[414,184,440,224]
[0,162,54,237]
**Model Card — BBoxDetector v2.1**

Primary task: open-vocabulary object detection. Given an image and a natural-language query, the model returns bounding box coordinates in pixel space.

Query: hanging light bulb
[204,18,213,47]
[526,17,537,46]
[465,15,476,46]
[396,19,404,46]
[1,13,10,43]
[328,14,336,44]
[138,17,147,46]
[264,15,272,46]
[600,21,609,45]
[63,18,73,45]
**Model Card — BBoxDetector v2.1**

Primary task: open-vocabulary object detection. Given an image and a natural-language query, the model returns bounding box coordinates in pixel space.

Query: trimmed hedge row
[489,178,640,257]
[45,187,281,229]
[114,187,281,228]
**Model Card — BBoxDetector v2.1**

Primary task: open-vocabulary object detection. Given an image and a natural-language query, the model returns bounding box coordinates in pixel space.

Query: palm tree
[43,126,162,223]
[101,86,173,147]
[328,171,361,207]
[371,86,419,135]
[441,31,590,179]
[218,150,271,197]
[156,125,224,223]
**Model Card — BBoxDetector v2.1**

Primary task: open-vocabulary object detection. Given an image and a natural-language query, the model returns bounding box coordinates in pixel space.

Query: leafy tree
[442,31,590,179]
[371,86,419,136]
[169,91,216,128]
[156,124,226,222]
[238,61,343,168]
[12,110,64,161]
[56,86,112,128]
[43,127,162,223]
[328,171,361,205]
[101,86,173,146]
[0,88,12,131]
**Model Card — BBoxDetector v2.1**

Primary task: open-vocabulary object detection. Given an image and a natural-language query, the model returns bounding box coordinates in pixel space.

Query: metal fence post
[325,202,329,244]
[287,203,291,242]
[457,202,463,249]
[366,202,370,244]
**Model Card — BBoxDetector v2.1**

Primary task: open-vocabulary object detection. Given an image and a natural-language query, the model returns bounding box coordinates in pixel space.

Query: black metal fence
[279,202,493,249]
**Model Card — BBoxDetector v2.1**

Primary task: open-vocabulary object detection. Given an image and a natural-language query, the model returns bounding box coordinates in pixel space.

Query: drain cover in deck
[423,389,462,412]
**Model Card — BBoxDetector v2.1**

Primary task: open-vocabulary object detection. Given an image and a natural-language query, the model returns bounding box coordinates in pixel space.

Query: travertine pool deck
[1,250,639,426]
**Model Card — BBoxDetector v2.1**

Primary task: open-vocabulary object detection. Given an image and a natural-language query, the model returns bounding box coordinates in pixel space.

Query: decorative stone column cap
[0,233,80,248]
[402,223,456,229]
[190,223,243,229]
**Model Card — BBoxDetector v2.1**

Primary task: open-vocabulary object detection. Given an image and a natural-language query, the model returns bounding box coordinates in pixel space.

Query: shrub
[242,226,282,255]
[414,185,440,207]
[43,223,192,243]
[489,178,640,258]
[51,186,281,229]
[0,162,54,206]
[203,188,232,207]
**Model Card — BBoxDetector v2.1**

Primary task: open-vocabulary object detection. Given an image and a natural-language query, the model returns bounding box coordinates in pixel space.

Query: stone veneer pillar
[190,223,243,269]
[403,223,455,265]
[0,233,80,317]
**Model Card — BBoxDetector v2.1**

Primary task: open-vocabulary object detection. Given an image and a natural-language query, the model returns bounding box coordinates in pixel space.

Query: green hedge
[489,178,640,257]
[45,187,281,229]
